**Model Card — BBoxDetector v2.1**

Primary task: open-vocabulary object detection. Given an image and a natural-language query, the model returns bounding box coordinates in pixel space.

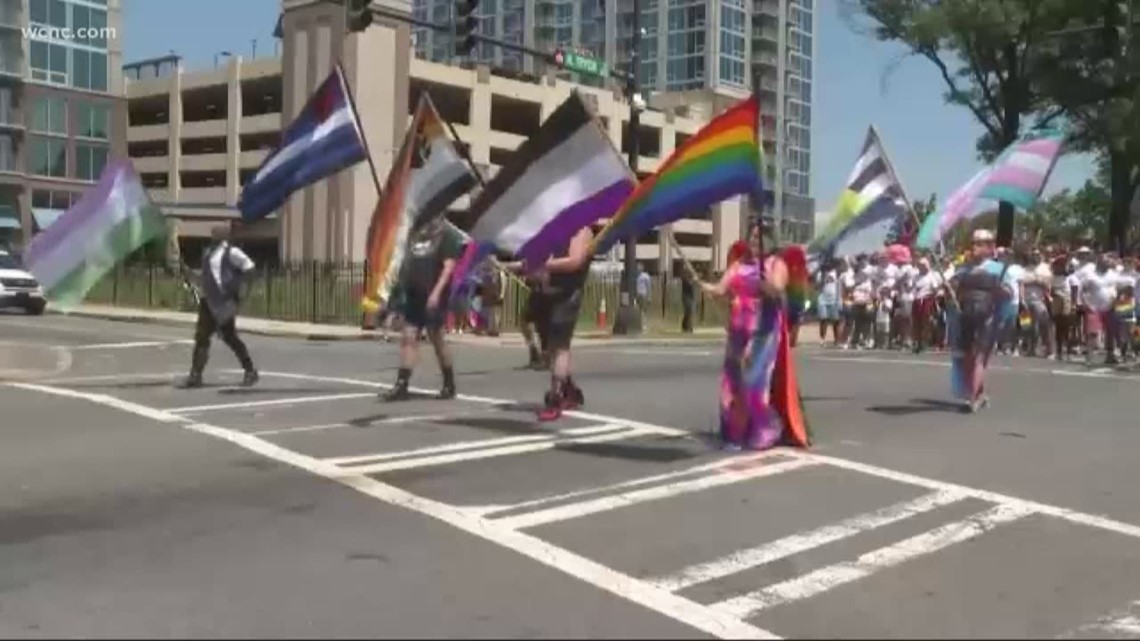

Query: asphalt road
[4,311,1140,639]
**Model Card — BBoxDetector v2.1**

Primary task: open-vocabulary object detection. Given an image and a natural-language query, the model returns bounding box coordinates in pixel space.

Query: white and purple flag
[977,128,1064,210]
[466,92,634,267]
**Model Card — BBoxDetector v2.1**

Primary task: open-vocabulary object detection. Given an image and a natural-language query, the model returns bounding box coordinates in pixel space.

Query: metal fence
[84,262,732,333]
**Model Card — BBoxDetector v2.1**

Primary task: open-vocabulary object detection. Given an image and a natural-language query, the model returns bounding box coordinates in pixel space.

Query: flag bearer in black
[185,225,258,388]
[532,225,594,421]
[384,218,462,401]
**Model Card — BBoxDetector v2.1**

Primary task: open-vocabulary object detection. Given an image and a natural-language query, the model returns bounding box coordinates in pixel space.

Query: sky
[122,0,1095,221]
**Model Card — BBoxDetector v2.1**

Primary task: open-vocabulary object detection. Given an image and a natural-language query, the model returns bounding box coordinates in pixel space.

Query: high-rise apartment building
[412,0,815,242]
[0,0,125,249]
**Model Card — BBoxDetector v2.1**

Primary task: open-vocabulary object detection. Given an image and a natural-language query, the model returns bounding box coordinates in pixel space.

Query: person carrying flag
[184,225,259,388]
[383,217,462,401]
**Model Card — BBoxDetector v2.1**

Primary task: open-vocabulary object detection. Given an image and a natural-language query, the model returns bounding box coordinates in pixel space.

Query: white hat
[972,229,995,242]
[1077,246,1092,253]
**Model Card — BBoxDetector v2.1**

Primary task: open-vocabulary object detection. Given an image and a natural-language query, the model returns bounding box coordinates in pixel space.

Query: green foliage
[847,0,1080,159]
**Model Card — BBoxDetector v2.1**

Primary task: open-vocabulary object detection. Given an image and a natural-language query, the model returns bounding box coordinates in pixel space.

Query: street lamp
[612,4,644,335]
[214,50,232,68]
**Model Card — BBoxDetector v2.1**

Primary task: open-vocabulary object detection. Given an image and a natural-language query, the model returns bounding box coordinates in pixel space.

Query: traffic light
[455,0,480,56]
[346,0,373,33]
[1104,0,1130,58]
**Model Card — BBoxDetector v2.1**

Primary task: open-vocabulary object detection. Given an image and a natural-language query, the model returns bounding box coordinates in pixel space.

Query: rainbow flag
[590,95,763,254]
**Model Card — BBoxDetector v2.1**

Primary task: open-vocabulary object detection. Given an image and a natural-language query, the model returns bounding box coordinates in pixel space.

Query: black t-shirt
[403,228,462,294]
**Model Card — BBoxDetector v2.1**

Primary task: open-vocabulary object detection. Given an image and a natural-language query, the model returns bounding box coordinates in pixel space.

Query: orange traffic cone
[597,297,607,329]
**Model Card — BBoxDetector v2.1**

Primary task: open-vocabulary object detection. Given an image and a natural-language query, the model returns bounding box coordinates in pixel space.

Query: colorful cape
[779,245,810,327]
[747,304,811,447]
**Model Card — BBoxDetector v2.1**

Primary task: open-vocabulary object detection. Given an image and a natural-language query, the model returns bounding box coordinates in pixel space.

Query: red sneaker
[537,391,563,422]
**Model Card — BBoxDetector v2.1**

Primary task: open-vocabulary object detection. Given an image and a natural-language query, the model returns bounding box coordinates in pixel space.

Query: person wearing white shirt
[911,258,942,352]
[838,258,857,347]
[849,271,875,348]
[1080,255,1128,366]
[816,260,842,346]
[185,225,258,388]
[895,263,917,349]
[1021,250,1054,356]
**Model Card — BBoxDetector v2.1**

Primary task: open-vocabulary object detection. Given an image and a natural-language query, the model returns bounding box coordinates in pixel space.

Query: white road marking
[712,503,1034,619]
[815,355,1140,382]
[65,340,194,350]
[166,392,376,414]
[14,381,776,640]
[0,340,73,381]
[341,424,652,475]
[327,423,629,466]
[649,489,967,592]
[790,450,1140,541]
[256,369,1140,542]
[9,382,187,423]
[473,451,781,518]
[495,457,816,531]
[252,370,693,439]
[39,371,186,384]
[1059,601,1140,639]
[249,412,480,436]
[586,348,718,357]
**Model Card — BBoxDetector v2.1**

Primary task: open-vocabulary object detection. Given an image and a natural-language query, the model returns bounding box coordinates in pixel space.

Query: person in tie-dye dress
[698,221,810,451]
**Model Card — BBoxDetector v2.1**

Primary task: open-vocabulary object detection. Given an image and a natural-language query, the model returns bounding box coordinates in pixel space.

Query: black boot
[383,368,412,402]
[438,366,456,400]
[526,345,543,369]
[184,344,209,388]
[561,377,584,409]
[242,369,259,387]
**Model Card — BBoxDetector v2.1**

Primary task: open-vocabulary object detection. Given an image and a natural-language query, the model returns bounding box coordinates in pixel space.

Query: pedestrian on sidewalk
[383,218,461,401]
[506,268,550,370]
[184,225,258,388]
[680,270,696,333]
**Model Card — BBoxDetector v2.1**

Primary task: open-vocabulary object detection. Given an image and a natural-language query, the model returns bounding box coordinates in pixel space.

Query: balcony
[752,26,778,42]
[0,55,22,78]
[0,152,18,174]
[753,0,778,17]
[0,105,21,131]
[752,50,778,66]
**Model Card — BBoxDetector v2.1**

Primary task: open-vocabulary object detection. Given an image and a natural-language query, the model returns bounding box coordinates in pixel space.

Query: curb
[50,308,732,346]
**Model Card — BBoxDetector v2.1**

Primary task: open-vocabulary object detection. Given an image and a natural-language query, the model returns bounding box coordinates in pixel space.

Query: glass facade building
[411,0,815,241]
[0,0,122,249]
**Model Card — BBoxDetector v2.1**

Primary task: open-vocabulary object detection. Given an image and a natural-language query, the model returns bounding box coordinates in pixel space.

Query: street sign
[553,49,608,77]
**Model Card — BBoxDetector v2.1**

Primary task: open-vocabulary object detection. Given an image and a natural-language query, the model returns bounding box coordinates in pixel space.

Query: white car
[0,250,46,315]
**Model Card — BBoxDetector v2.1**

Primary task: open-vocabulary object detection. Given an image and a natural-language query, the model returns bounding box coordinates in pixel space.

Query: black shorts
[522,291,548,326]
[545,290,583,351]
[400,288,445,330]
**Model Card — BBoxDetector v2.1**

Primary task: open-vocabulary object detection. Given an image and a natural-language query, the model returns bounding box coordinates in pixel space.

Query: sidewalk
[51,304,754,347]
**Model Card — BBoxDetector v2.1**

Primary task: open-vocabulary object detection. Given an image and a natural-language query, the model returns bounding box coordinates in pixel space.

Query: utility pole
[612,0,643,335]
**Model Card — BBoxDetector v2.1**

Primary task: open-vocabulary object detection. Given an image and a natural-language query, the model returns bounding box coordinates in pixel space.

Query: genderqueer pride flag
[24,160,167,308]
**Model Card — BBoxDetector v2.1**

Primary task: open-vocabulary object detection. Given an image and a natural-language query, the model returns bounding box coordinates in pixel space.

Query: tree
[913,192,939,223]
[1034,0,1140,252]
[845,0,1081,245]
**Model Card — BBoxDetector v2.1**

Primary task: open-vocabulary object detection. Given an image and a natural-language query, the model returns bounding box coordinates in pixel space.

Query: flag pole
[869,124,921,243]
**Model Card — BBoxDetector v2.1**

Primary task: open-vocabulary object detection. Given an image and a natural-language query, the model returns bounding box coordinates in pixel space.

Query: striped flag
[361,94,477,313]
[467,92,634,267]
[25,160,167,308]
[239,64,367,222]
[978,128,1064,210]
[915,165,993,249]
[811,127,910,258]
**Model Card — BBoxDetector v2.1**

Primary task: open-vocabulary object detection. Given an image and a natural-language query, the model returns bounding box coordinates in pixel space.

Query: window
[71,49,106,91]
[76,101,109,139]
[32,190,75,209]
[31,96,66,134]
[30,136,66,177]
[30,0,67,28]
[76,142,108,181]
[0,134,16,172]
[30,40,68,85]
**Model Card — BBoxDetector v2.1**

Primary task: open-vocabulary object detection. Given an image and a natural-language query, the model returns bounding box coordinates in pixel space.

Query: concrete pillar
[469,66,492,167]
[168,61,183,201]
[280,0,411,263]
[656,114,677,275]
[225,56,242,206]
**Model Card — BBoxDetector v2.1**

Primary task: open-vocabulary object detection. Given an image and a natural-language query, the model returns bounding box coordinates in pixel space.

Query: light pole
[612,0,643,335]
[214,50,232,68]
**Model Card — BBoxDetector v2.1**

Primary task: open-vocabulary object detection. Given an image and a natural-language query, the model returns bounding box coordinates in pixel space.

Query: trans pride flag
[916,128,1064,249]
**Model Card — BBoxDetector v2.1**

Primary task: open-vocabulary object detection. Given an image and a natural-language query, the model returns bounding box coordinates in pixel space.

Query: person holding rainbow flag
[696,219,810,451]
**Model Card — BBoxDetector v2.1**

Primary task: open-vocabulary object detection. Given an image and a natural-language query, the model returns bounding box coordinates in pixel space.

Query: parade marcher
[946,229,1017,413]
[1050,254,1077,360]
[513,270,550,369]
[816,259,841,346]
[482,262,504,337]
[699,221,809,451]
[383,217,462,401]
[911,258,941,353]
[185,225,258,388]
[1022,248,1054,357]
[680,270,696,333]
[1079,254,1129,367]
[532,225,594,421]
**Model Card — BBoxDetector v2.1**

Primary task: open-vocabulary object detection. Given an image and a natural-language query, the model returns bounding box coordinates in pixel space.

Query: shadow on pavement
[866,398,964,416]
[555,439,701,463]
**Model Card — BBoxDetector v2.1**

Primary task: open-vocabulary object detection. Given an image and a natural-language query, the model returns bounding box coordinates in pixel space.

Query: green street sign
[553,49,608,77]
